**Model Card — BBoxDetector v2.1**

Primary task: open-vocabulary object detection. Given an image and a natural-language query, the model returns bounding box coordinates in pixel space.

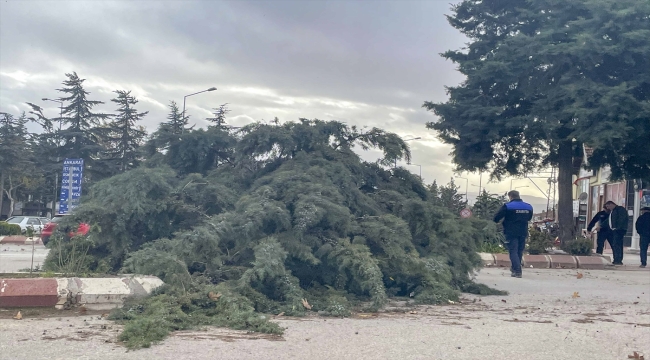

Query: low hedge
[561,237,593,256]
[0,222,22,235]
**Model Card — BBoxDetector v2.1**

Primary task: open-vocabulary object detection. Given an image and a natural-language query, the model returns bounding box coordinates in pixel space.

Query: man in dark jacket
[605,201,628,265]
[635,206,650,268]
[494,190,534,278]
[587,206,613,255]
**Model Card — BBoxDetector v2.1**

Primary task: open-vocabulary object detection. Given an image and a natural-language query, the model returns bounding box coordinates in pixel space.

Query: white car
[5,216,48,234]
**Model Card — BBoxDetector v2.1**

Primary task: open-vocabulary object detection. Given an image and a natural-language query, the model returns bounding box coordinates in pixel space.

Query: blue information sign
[58,158,84,215]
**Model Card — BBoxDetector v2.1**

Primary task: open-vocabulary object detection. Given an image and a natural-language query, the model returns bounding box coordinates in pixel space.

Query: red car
[40,216,90,245]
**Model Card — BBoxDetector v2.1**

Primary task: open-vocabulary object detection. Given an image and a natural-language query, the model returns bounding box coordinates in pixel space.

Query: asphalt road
[0,244,49,273]
[1,267,649,360]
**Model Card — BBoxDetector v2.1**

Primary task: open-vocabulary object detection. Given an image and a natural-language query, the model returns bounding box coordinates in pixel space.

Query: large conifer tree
[425,0,650,242]
[56,72,110,179]
[106,90,148,173]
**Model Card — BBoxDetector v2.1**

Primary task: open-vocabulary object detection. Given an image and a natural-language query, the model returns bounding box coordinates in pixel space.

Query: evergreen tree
[424,0,650,242]
[472,190,507,221]
[56,72,110,179]
[206,103,230,129]
[0,113,33,217]
[146,101,191,154]
[438,178,468,215]
[106,90,148,173]
[26,103,67,215]
[426,180,442,207]
[46,118,507,348]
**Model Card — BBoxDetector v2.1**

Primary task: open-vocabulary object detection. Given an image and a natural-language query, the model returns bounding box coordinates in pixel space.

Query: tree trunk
[4,175,22,218]
[557,140,575,245]
[0,171,4,219]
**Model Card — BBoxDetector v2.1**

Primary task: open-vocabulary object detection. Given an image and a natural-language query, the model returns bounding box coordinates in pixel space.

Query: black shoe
[612,262,623,265]
[641,264,647,268]
[512,272,522,278]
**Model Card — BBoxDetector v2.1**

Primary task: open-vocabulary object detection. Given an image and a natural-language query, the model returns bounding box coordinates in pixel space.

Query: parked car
[40,215,90,245]
[5,216,48,234]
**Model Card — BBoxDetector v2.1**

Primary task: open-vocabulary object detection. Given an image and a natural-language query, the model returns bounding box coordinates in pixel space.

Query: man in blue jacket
[494,190,534,278]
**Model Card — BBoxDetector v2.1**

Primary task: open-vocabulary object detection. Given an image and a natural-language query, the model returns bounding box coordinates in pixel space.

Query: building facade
[573,167,648,249]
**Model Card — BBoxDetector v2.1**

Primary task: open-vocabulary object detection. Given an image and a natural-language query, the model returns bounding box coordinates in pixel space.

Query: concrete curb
[478,253,495,266]
[478,253,613,270]
[0,276,163,310]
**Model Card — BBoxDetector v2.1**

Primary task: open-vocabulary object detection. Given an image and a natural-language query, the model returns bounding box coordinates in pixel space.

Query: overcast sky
[0,0,555,210]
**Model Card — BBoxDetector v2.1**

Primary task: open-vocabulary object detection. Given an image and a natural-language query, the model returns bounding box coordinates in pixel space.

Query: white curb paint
[53,276,163,310]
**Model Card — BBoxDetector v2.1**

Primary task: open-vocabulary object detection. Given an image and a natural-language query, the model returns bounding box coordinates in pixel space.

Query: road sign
[460,208,472,219]
[58,158,84,215]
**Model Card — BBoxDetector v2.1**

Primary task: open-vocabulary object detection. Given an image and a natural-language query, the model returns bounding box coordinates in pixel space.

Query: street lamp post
[42,98,64,216]
[182,87,217,133]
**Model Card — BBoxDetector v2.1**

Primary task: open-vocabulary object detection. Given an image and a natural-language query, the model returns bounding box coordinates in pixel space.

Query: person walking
[586,205,613,255]
[605,201,628,265]
[494,190,534,278]
[635,206,650,268]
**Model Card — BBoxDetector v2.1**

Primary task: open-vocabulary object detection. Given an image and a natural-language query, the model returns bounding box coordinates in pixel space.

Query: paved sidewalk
[1,267,648,360]
[0,244,49,273]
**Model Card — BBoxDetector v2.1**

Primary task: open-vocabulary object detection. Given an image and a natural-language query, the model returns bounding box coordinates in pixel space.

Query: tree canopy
[43,117,505,348]
[424,0,650,241]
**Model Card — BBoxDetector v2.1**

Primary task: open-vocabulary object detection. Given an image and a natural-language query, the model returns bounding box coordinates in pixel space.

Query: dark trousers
[640,235,649,266]
[612,229,626,264]
[596,230,614,255]
[506,235,526,274]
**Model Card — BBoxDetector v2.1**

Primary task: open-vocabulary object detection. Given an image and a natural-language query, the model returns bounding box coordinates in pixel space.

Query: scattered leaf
[633,302,639,305]
[301,298,312,310]
[447,300,456,305]
[576,272,583,279]
[501,299,507,303]
[408,311,417,314]
[208,292,222,301]
[13,311,22,320]
[572,292,580,298]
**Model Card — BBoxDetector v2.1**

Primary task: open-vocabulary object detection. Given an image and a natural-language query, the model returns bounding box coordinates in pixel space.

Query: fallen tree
[45,119,505,348]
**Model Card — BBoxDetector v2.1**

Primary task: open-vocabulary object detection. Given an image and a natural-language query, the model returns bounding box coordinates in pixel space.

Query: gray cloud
[1,0,547,195]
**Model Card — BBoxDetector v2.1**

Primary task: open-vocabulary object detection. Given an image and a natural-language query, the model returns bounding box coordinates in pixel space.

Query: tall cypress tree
[106,90,148,173]
[56,72,110,179]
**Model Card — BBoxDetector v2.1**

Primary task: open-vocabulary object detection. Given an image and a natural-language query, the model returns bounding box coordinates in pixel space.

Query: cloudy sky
[0,0,554,210]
